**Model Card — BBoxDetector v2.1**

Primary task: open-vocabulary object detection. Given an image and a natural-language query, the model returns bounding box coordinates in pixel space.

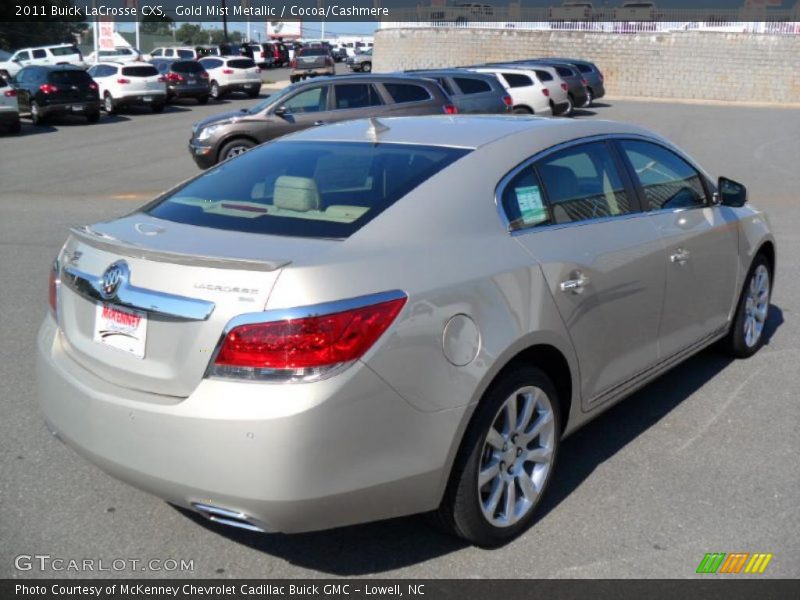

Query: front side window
[177,49,194,59]
[536,142,635,225]
[334,83,383,109]
[15,51,30,61]
[146,141,470,239]
[164,49,174,57]
[282,86,329,113]
[151,49,163,57]
[619,140,708,211]
[502,73,533,88]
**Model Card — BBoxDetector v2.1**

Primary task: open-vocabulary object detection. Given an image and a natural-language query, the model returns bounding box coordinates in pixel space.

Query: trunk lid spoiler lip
[69,225,292,272]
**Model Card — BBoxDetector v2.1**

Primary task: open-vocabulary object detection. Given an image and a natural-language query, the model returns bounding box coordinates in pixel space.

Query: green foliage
[0,0,86,50]
[174,24,244,46]
[140,14,174,37]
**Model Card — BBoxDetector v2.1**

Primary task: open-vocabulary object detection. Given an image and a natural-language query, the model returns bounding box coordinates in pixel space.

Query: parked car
[262,41,290,67]
[330,45,349,62]
[243,44,274,69]
[12,65,100,125]
[87,62,167,114]
[198,56,262,100]
[149,59,210,104]
[85,47,143,64]
[39,116,775,546]
[524,65,572,115]
[346,49,373,72]
[0,44,86,78]
[525,58,605,105]
[188,74,457,168]
[290,46,335,83]
[148,47,201,61]
[469,66,553,116]
[0,74,21,134]
[520,60,590,110]
[406,69,511,114]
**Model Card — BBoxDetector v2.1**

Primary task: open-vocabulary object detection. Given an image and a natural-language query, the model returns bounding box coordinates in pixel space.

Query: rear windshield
[173,61,204,73]
[147,141,470,239]
[227,58,255,69]
[122,65,158,77]
[49,70,92,85]
[177,49,195,59]
[556,66,575,77]
[454,77,491,94]
[50,45,80,56]
[384,83,431,104]
[535,70,554,82]
[575,64,592,73]
[299,47,328,56]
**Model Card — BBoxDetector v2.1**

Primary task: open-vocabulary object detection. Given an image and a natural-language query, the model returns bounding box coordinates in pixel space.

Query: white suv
[470,67,553,116]
[87,62,167,114]
[147,47,200,61]
[198,56,262,100]
[85,47,143,64]
[0,44,86,78]
[0,74,21,134]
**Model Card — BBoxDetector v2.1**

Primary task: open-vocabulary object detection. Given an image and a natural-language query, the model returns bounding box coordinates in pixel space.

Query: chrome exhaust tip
[191,502,266,533]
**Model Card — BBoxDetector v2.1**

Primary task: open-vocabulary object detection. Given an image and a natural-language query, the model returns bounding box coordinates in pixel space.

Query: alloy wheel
[744,264,769,347]
[225,145,249,159]
[478,385,555,527]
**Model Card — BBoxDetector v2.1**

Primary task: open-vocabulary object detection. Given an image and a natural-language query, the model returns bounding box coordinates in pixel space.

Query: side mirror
[718,177,747,207]
[273,105,287,117]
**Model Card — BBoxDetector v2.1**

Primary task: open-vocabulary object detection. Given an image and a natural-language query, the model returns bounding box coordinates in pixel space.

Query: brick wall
[374,28,800,104]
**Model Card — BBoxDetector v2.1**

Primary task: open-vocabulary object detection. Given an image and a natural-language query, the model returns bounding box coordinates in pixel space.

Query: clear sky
[117,21,378,40]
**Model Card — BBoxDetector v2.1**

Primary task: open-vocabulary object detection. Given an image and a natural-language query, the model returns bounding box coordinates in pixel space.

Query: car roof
[17,43,75,51]
[282,116,657,151]
[96,61,154,68]
[27,64,83,71]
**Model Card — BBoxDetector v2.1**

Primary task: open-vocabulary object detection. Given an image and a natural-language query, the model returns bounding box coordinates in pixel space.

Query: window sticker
[515,185,547,225]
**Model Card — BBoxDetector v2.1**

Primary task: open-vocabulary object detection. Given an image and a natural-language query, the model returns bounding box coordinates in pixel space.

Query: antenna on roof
[366,117,389,142]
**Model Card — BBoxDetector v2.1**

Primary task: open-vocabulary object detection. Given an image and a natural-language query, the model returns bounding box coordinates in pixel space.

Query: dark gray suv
[189,74,458,168]
[404,69,512,114]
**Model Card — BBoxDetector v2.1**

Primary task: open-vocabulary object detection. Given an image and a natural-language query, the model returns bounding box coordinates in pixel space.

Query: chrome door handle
[670,248,691,265]
[560,273,590,294]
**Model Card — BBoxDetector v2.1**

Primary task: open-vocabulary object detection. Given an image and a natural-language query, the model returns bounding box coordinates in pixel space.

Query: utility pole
[221,0,229,42]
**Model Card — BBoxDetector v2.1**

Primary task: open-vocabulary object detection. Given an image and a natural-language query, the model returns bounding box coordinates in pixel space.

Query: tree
[174,23,204,45]
[0,0,85,50]
[140,14,173,37]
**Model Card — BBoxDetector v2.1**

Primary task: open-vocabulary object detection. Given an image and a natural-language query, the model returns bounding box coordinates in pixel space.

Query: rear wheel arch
[756,240,776,281]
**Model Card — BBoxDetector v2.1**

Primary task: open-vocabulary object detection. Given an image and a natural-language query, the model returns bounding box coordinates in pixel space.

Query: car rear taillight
[3,89,16,97]
[443,104,458,115]
[88,81,98,91]
[209,294,407,381]
[290,58,297,69]
[222,68,234,74]
[542,88,550,97]
[49,259,60,320]
[166,72,184,82]
[561,83,568,91]
[502,94,512,107]
[116,78,130,85]
[200,72,209,79]
[39,83,59,94]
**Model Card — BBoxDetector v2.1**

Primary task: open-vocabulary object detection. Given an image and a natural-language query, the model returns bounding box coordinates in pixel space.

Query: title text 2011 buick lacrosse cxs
[38,116,775,546]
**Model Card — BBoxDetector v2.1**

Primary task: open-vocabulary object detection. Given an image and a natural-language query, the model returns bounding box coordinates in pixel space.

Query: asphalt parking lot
[1,89,798,579]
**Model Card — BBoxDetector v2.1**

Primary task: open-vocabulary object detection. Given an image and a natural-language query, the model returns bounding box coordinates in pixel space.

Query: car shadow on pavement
[177,305,783,574]
[570,108,599,118]
[589,102,612,108]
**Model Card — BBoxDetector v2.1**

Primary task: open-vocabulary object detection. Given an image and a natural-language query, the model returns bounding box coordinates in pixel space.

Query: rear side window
[147,141,470,239]
[535,70,553,82]
[282,86,329,113]
[335,84,383,109]
[575,64,593,74]
[619,140,708,210]
[535,142,635,225]
[383,83,430,104]
[50,45,80,56]
[151,49,163,57]
[502,73,533,88]
[177,49,194,59]
[555,66,574,77]
[49,70,93,85]
[32,49,46,59]
[228,58,255,69]
[453,77,491,94]
[173,61,204,73]
[122,66,159,77]
[434,77,454,95]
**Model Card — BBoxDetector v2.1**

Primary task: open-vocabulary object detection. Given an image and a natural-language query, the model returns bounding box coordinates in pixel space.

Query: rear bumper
[115,92,167,106]
[588,82,606,99]
[0,109,20,123]
[37,317,460,533]
[219,82,261,94]
[167,84,210,98]
[291,68,335,79]
[40,100,101,116]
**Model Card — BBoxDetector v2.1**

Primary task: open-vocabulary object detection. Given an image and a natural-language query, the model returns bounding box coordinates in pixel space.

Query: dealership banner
[2,0,800,22]
[3,580,800,600]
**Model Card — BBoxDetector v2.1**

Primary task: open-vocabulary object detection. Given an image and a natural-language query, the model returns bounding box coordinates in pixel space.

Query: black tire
[247,89,260,99]
[362,62,372,73]
[30,101,45,125]
[210,81,221,100]
[585,88,594,106]
[86,111,100,124]
[434,365,561,547]
[151,102,165,113]
[8,119,21,134]
[218,138,255,163]
[197,95,209,105]
[565,94,575,116]
[103,92,116,114]
[720,253,772,358]
[512,106,533,115]
[289,75,298,84]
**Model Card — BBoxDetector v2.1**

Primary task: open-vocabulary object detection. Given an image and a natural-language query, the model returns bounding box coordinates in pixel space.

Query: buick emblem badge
[100,261,128,299]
